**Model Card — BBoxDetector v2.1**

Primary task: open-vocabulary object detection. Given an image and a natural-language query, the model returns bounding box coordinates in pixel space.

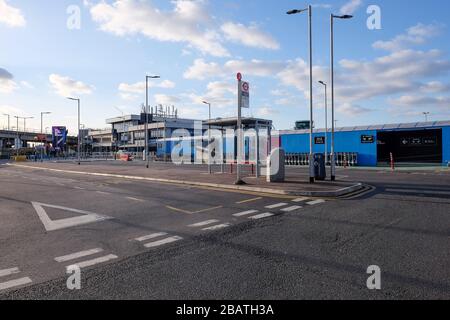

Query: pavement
[6,161,364,197]
[0,161,449,300]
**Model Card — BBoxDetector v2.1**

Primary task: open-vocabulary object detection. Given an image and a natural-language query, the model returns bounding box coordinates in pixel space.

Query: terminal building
[277,120,450,166]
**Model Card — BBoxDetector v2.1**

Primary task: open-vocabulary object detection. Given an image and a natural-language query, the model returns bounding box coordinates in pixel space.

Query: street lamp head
[333,14,353,19]
[318,81,326,86]
[67,97,79,101]
[202,101,210,105]
[287,8,307,15]
[147,75,160,79]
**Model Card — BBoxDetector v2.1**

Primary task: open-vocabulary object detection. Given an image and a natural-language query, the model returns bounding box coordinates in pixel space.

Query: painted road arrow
[31,202,112,232]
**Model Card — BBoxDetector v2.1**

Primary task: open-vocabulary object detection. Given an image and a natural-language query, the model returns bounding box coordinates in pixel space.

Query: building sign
[314,136,325,145]
[240,81,250,109]
[52,126,68,150]
[361,135,375,144]
[401,137,437,146]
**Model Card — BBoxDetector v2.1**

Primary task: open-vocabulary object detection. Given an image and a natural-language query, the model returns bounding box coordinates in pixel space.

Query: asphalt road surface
[0,162,449,299]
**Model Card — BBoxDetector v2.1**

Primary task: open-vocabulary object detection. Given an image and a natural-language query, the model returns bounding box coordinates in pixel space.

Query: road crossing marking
[135,232,169,242]
[281,206,303,212]
[202,223,231,231]
[292,197,309,203]
[54,248,104,263]
[74,254,118,269]
[0,267,32,291]
[0,277,33,291]
[144,236,183,248]
[0,268,20,277]
[236,197,263,204]
[265,203,288,209]
[233,210,259,217]
[189,220,220,228]
[306,199,326,205]
[248,213,274,220]
[96,191,111,195]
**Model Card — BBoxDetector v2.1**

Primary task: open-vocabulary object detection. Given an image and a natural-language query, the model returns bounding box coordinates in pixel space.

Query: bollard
[390,152,395,171]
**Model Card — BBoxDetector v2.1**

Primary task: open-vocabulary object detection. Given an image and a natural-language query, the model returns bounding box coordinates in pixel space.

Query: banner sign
[52,126,68,150]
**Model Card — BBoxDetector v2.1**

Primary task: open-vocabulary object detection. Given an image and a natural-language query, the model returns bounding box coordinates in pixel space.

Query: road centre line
[249,213,275,220]
[126,196,145,202]
[233,210,259,217]
[265,203,288,209]
[202,223,231,231]
[144,236,183,248]
[135,233,169,242]
[0,277,32,291]
[189,220,220,228]
[55,248,104,263]
[73,254,118,269]
[0,268,20,278]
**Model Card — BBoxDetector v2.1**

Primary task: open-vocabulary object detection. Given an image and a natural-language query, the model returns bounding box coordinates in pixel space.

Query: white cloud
[221,22,280,50]
[183,59,223,80]
[256,107,279,117]
[389,95,450,108]
[118,80,175,100]
[420,81,450,93]
[0,67,18,93]
[154,94,180,105]
[338,103,372,115]
[0,0,26,27]
[373,23,442,51]
[49,74,94,97]
[340,0,362,15]
[184,58,286,80]
[90,0,229,57]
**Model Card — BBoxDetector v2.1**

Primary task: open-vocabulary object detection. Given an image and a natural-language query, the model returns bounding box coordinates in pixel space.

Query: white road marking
[307,199,326,205]
[202,223,231,231]
[96,191,111,195]
[265,203,288,209]
[249,213,274,220]
[31,202,112,232]
[144,236,183,248]
[74,186,85,190]
[189,220,220,228]
[233,210,259,217]
[292,197,309,203]
[0,268,20,278]
[0,277,32,291]
[385,189,450,196]
[281,206,303,212]
[72,254,118,269]
[126,197,145,202]
[55,248,104,263]
[135,232,168,242]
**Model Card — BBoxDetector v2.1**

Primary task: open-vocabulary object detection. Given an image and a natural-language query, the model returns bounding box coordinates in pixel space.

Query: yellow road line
[166,205,223,215]
[236,197,263,204]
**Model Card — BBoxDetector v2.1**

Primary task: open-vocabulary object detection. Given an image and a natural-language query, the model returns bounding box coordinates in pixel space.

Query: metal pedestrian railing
[285,152,358,167]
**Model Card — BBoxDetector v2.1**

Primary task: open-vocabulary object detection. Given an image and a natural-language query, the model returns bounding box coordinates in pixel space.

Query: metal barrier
[285,152,358,167]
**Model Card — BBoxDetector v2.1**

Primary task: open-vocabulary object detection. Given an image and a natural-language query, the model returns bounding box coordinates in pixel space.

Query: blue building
[278,121,450,167]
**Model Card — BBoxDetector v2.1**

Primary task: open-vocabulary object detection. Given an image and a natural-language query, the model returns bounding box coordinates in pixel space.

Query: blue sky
[1,0,450,134]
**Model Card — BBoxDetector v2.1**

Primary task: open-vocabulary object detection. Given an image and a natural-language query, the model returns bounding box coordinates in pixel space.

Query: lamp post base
[309,177,315,184]
[331,175,336,181]
[234,179,246,186]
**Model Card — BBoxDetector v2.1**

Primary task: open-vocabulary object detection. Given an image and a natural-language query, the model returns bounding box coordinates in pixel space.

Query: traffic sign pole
[235,73,245,185]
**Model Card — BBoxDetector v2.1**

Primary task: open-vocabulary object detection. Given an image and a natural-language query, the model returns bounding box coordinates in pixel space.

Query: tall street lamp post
[318,81,328,166]
[67,97,81,165]
[423,112,430,122]
[40,111,51,162]
[145,75,160,168]
[3,114,10,130]
[202,101,212,174]
[331,13,353,181]
[287,5,315,183]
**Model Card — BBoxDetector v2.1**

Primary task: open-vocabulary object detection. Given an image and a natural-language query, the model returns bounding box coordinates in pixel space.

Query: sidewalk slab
[7,162,364,198]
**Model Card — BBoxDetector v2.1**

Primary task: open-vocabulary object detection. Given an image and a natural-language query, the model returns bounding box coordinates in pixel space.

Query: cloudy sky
[1,0,450,134]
